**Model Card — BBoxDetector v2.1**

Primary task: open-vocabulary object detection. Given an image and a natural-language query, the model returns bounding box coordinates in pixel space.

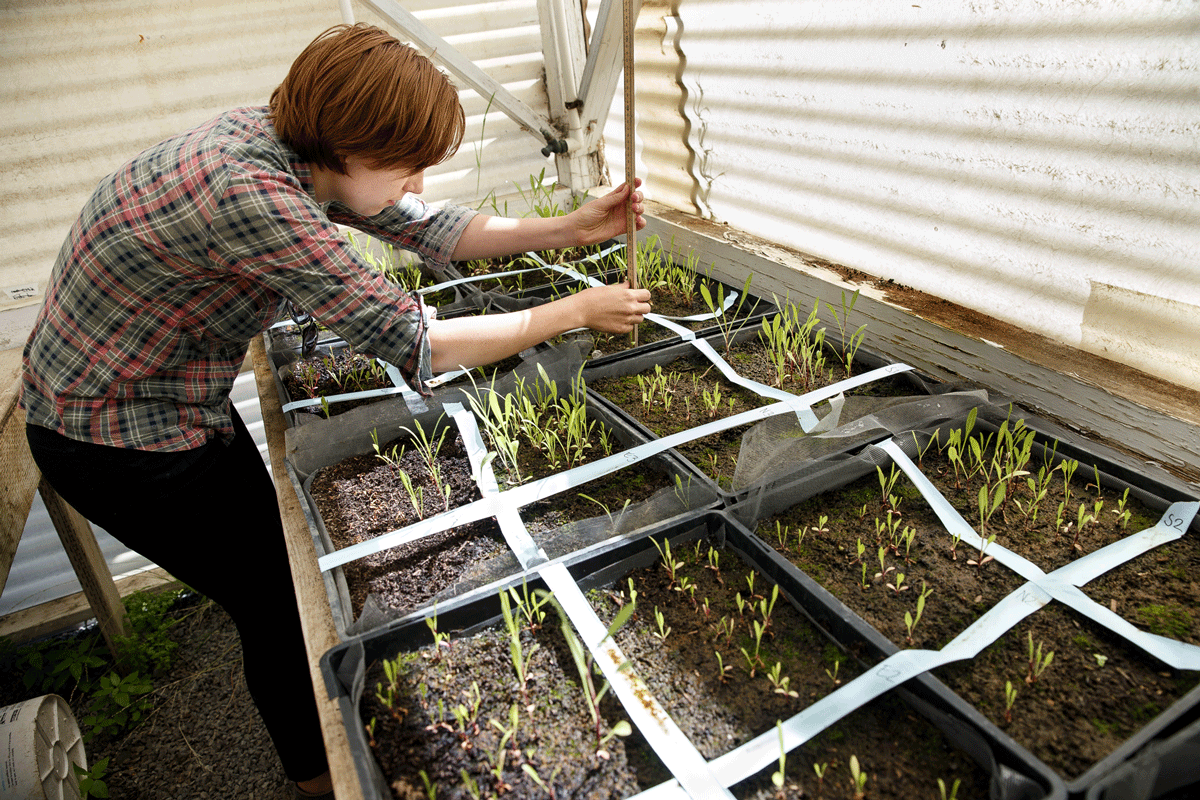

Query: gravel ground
[96,594,296,799]
[3,593,298,800]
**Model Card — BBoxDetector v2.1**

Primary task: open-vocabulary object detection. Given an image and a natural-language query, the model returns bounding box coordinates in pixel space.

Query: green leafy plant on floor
[2,588,195,744]
[73,756,111,798]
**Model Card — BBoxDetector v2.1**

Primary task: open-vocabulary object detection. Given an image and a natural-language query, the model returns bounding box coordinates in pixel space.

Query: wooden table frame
[250,336,364,800]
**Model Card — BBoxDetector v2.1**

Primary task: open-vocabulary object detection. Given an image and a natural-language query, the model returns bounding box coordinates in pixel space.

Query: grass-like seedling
[939,777,963,800]
[700,272,756,356]
[1025,631,1054,684]
[848,754,869,800]
[771,720,789,797]
[904,580,934,646]
[1004,680,1018,723]
[824,289,867,375]
[651,537,686,589]
[759,297,827,389]
[536,589,635,757]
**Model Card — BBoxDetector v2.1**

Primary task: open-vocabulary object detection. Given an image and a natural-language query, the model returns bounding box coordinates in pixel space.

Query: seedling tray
[726,403,1200,798]
[289,382,718,640]
[319,510,1064,800]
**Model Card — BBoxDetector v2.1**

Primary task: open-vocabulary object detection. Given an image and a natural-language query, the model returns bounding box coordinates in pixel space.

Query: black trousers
[26,410,328,783]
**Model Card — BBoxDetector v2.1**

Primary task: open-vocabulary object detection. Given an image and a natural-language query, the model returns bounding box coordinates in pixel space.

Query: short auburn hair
[270,23,465,175]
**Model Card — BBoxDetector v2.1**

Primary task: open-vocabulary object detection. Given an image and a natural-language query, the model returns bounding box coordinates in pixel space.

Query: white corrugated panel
[353,0,562,207]
[619,0,1200,390]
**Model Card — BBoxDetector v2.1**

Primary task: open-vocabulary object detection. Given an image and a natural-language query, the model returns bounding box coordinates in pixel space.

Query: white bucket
[0,695,87,800]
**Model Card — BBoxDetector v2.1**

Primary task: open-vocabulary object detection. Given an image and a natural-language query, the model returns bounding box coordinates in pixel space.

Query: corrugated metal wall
[631,0,1200,390]
[0,0,559,350]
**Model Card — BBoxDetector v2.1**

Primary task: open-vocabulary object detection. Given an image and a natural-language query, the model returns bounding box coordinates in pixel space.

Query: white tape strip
[630,570,1054,799]
[877,438,1200,669]
[280,358,426,414]
[687,336,821,430]
[318,363,911,571]
[445,403,546,569]
[539,563,735,800]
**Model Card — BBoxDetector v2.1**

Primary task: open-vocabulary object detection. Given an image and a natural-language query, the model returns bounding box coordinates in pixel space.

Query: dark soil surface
[360,604,646,800]
[593,535,993,799]
[309,413,677,624]
[752,421,1200,782]
[357,533,993,799]
[592,338,916,489]
[310,433,506,620]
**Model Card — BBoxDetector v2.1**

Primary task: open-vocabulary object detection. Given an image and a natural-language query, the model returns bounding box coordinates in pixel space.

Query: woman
[22,23,650,798]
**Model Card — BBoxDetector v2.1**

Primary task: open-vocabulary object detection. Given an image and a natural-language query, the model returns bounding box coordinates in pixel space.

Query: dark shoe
[293,783,334,800]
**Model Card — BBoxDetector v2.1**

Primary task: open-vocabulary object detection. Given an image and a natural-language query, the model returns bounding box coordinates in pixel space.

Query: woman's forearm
[426,282,652,372]
[426,295,585,372]
[450,214,573,262]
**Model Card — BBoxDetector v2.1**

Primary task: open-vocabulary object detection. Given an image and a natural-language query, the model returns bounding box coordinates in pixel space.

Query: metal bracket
[540,129,570,157]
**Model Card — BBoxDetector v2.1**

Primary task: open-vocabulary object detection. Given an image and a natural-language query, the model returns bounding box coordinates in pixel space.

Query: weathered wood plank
[250,335,362,800]
[0,567,178,645]
[40,476,131,656]
[0,391,39,598]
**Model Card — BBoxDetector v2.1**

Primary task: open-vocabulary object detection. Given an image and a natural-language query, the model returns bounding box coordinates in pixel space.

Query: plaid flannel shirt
[22,107,476,451]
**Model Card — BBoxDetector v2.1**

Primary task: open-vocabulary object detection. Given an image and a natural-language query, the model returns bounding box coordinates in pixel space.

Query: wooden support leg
[38,477,131,658]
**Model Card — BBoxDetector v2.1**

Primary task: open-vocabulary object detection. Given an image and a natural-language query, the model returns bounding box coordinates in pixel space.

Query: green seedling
[759,584,780,636]
[976,482,1005,543]
[700,272,755,355]
[824,288,867,374]
[486,703,521,793]
[877,464,901,508]
[913,429,940,469]
[874,546,893,581]
[500,590,539,702]
[740,620,767,677]
[767,662,798,698]
[850,537,867,565]
[1025,631,1054,684]
[537,590,635,755]
[521,763,562,798]
[812,761,829,790]
[886,571,908,595]
[653,606,672,641]
[419,770,439,800]
[904,581,933,646]
[705,546,724,584]
[425,608,451,659]
[1060,459,1079,507]
[397,469,426,519]
[508,579,550,631]
[968,532,996,568]
[651,537,685,588]
[713,614,735,646]
[939,777,962,800]
[1113,488,1132,530]
[771,721,788,796]
[848,754,868,800]
[745,570,763,602]
[825,656,843,686]
[1004,680,1018,723]
[715,650,733,683]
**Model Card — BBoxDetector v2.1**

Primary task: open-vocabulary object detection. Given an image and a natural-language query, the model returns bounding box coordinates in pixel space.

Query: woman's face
[316,156,425,216]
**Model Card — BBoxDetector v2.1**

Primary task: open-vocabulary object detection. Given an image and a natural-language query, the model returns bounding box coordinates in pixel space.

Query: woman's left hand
[568,179,645,246]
